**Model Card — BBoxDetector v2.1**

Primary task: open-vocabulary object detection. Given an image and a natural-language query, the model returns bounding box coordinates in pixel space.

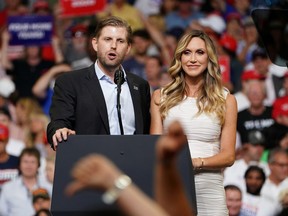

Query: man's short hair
[94,16,133,44]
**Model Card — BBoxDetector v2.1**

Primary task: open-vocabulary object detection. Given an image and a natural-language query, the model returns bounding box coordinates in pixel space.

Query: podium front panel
[51,135,197,215]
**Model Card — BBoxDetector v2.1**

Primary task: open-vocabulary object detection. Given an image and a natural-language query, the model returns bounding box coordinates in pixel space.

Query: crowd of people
[0,0,288,216]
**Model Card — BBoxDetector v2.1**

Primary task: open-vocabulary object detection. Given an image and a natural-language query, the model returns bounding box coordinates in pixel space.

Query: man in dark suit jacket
[47,16,151,150]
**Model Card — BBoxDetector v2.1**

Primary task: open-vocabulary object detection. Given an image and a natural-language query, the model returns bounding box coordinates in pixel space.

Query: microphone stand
[115,69,125,135]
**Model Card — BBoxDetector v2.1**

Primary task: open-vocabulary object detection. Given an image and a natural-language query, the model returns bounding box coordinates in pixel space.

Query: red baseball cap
[219,33,237,53]
[226,12,241,23]
[241,70,266,81]
[272,96,288,119]
[33,0,50,12]
[0,124,9,141]
[71,24,87,37]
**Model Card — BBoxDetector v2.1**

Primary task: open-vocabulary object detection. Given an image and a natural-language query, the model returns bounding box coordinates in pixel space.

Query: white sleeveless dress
[163,95,229,216]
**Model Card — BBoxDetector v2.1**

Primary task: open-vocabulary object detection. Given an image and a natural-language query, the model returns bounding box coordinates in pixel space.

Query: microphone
[114,69,125,87]
[114,68,125,135]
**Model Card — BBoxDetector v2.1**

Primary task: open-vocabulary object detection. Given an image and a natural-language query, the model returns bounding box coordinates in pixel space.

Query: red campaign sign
[218,55,230,83]
[60,0,107,18]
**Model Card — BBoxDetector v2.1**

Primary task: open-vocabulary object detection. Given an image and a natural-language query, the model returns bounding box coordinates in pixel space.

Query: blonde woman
[150,30,237,216]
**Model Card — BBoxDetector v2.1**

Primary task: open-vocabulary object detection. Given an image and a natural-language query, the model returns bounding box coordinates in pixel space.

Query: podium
[51,135,197,216]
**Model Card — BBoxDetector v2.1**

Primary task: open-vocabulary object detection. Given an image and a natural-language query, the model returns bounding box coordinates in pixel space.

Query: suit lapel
[85,65,110,134]
[126,73,143,134]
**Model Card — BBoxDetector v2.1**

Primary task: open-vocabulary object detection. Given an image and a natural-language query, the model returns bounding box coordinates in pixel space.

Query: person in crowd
[225,184,242,216]
[34,208,51,216]
[150,29,237,215]
[263,94,288,150]
[122,29,158,80]
[0,0,28,29]
[26,112,50,158]
[63,24,93,70]
[139,12,184,67]
[232,0,251,18]
[224,130,270,192]
[14,97,43,143]
[0,1,27,61]
[32,63,72,115]
[234,69,266,113]
[245,47,286,106]
[96,0,144,31]
[66,121,196,216]
[236,16,260,66]
[218,33,243,93]
[47,16,151,150]
[0,107,24,154]
[0,30,55,100]
[44,154,55,191]
[189,13,227,40]
[144,55,163,92]
[32,187,51,214]
[240,165,266,216]
[133,0,162,17]
[165,0,204,31]
[31,0,61,63]
[0,77,16,121]
[278,132,288,151]
[0,147,51,216]
[159,71,172,88]
[237,77,274,146]
[278,71,288,97]
[0,124,19,192]
[140,0,178,32]
[277,187,288,216]
[257,148,288,216]
[224,12,243,43]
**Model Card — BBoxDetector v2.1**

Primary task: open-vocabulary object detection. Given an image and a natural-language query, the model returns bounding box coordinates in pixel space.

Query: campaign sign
[8,15,53,46]
[60,0,106,18]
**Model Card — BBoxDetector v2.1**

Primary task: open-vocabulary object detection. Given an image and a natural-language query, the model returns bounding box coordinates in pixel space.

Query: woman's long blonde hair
[159,30,227,125]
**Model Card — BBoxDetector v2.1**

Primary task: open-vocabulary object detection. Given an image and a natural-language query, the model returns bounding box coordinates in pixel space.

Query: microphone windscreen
[114,69,125,85]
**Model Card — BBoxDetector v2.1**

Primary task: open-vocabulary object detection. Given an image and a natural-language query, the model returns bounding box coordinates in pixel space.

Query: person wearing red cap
[62,23,93,70]
[237,77,274,147]
[234,69,266,113]
[32,187,51,214]
[32,0,51,15]
[218,33,243,93]
[225,11,243,42]
[244,47,287,106]
[0,124,19,192]
[262,94,288,150]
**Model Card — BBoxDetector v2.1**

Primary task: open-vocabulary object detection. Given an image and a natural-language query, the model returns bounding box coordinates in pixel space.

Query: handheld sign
[8,15,53,46]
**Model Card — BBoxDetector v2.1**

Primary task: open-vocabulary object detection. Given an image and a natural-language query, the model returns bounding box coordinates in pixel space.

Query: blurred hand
[2,30,11,43]
[156,121,187,162]
[65,154,123,196]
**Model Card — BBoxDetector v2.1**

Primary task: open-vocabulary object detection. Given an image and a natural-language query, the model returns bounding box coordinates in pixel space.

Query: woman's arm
[192,94,238,170]
[150,89,163,134]
[155,121,196,216]
[65,154,169,216]
[0,30,13,70]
